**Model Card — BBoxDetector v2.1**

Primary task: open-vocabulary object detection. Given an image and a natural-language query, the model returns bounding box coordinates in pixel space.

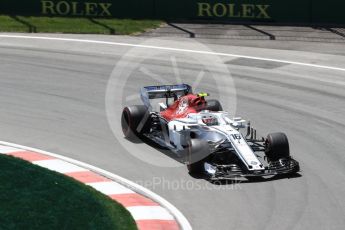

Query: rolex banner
[0,0,154,18]
[0,0,344,24]
[155,0,308,23]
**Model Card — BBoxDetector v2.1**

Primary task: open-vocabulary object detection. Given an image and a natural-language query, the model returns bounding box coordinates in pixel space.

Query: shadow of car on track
[188,172,303,185]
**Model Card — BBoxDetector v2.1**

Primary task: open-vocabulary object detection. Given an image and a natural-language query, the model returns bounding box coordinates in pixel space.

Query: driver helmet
[202,115,218,126]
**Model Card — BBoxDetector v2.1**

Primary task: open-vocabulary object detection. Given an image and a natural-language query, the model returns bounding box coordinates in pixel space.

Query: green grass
[0,154,137,230]
[0,15,162,34]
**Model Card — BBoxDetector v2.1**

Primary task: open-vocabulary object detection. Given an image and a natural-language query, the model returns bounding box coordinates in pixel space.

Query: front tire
[121,105,149,140]
[187,139,210,174]
[265,132,290,161]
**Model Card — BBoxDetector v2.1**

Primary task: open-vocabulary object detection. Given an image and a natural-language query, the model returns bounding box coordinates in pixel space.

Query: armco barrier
[0,0,344,25]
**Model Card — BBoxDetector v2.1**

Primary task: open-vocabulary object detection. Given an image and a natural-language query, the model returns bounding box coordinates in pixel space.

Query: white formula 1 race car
[121,84,300,180]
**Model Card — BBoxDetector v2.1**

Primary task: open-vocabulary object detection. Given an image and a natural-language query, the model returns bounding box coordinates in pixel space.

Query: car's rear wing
[140,84,192,109]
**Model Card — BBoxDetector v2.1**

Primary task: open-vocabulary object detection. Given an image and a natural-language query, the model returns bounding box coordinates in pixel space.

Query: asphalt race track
[0,33,345,230]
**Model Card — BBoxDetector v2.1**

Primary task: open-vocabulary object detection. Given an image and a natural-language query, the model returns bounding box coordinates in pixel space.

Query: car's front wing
[207,157,300,180]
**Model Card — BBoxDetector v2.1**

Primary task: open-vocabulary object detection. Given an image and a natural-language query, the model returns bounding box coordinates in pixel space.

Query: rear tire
[187,139,210,174]
[121,105,149,140]
[265,132,290,161]
[205,99,223,111]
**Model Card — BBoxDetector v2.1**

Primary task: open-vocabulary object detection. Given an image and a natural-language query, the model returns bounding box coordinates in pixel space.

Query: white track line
[0,34,344,72]
[127,206,174,220]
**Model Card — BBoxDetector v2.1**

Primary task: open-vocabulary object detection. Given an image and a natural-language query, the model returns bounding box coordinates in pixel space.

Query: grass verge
[0,15,162,34]
[0,154,137,230]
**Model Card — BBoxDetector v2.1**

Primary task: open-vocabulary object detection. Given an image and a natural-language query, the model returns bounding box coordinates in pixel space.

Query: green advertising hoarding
[0,0,344,24]
[0,0,154,18]
[154,0,311,23]
[312,0,345,24]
